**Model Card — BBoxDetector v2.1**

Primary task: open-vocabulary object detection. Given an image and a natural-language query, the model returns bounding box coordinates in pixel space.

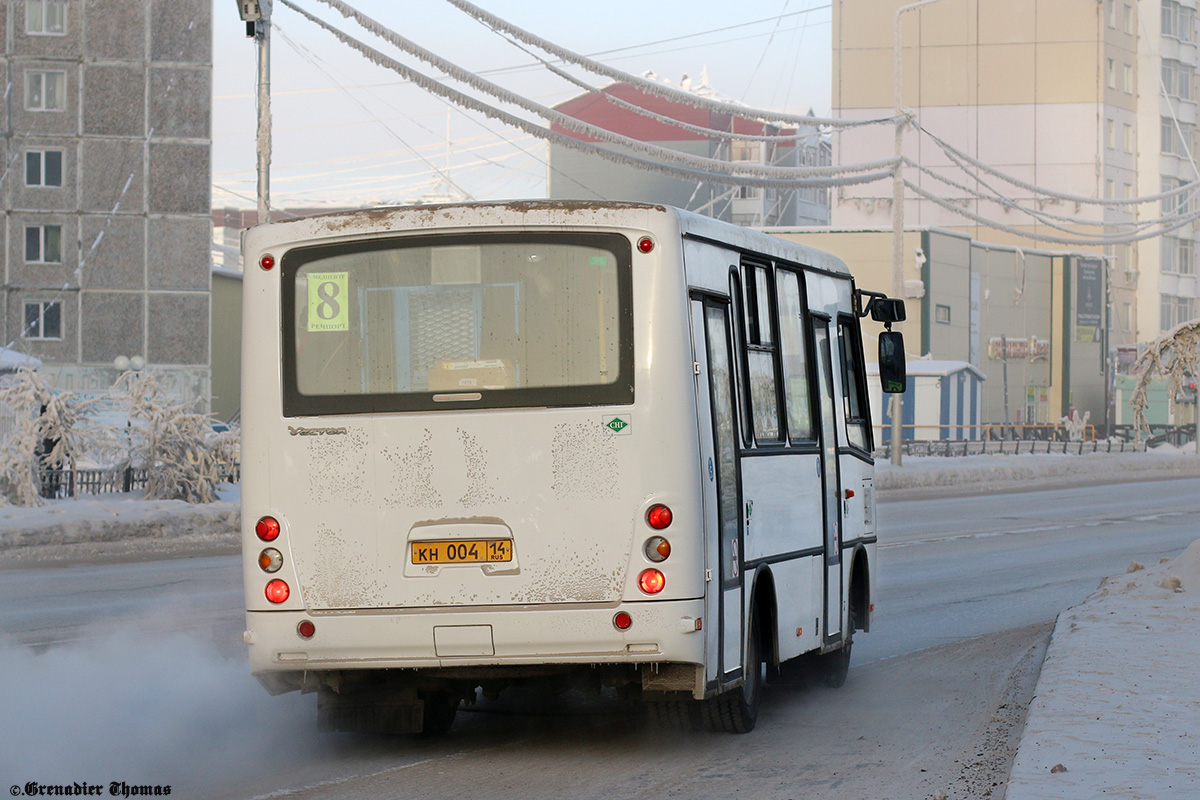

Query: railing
[872,423,1099,442]
[875,438,1146,459]
[36,464,240,499]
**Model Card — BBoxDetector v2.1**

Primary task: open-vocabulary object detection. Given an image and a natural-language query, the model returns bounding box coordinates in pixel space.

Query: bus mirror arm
[855,290,907,324]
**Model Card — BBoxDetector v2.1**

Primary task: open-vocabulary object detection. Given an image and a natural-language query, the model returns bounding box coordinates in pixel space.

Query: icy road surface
[0,476,1196,799]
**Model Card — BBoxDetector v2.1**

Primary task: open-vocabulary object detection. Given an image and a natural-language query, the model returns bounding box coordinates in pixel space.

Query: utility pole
[890,0,947,465]
[237,1,272,223]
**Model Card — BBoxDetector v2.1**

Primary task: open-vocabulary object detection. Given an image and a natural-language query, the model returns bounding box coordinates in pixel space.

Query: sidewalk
[1005,540,1200,798]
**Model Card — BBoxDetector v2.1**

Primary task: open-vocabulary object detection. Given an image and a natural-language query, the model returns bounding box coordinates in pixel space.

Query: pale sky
[211,0,833,210]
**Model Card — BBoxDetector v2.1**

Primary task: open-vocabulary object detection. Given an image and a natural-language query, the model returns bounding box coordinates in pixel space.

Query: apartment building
[828,0,1199,426]
[3,0,212,403]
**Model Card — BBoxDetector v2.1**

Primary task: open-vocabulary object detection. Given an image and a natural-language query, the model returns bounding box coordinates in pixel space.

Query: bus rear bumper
[245,598,706,685]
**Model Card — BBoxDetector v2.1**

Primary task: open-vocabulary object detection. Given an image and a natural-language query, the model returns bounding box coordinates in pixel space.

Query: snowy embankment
[0,487,240,564]
[1006,540,1200,798]
[876,446,1200,494]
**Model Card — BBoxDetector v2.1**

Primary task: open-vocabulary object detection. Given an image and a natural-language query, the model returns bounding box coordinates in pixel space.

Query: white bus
[240,201,905,734]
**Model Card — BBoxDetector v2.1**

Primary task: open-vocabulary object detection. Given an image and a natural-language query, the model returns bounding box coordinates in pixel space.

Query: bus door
[690,296,744,687]
[812,318,844,646]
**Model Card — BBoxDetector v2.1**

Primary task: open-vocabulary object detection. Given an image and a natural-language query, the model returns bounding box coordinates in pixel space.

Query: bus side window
[742,263,782,443]
[837,317,871,452]
[776,270,815,442]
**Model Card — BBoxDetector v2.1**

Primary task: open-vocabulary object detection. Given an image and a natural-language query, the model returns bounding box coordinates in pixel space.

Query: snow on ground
[875,445,1200,493]
[1006,541,1200,798]
[0,484,240,564]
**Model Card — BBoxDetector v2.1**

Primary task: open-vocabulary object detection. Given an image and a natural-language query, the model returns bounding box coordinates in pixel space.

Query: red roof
[551,82,792,144]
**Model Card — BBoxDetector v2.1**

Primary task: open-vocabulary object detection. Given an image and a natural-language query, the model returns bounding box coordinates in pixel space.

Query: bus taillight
[638,569,665,594]
[646,504,672,530]
[256,516,281,541]
[297,620,316,638]
[644,536,671,562]
[265,579,290,604]
[258,548,283,573]
[637,236,654,253]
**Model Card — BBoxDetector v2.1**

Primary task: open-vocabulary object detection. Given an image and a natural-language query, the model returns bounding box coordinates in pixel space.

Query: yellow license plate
[411,539,513,565]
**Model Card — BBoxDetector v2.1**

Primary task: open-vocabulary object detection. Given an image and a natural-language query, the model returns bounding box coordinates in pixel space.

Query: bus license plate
[411,539,513,565]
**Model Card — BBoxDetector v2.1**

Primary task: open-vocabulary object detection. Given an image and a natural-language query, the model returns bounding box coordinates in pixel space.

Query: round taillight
[258,547,283,573]
[256,516,280,541]
[638,568,665,595]
[637,236,655,254]
[646,504,672,530]
[259,253,275,271]
[644,536,671,562]
[297,620,315,639]
[265,579,290,604]
[613,612,633,631]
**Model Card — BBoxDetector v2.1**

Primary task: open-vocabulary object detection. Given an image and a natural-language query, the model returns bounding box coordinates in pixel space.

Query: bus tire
[703,602,762,733]
[419,691,458,735]
[818,610,855,688]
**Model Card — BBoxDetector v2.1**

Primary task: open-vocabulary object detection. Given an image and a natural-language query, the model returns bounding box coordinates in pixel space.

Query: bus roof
[243,200,852,278]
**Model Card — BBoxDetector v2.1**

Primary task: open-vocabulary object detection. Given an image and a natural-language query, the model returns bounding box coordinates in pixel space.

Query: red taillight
[637,236,654,254]
[613,612,633,631]
[265,579,290,604]
[646,504,672,530]
[638,569,665,594]
[297,620,315,638]
[259,254,275,271]
[256,516,280,541]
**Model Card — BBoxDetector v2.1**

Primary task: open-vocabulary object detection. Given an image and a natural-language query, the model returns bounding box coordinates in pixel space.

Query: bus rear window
[280,232,633,416]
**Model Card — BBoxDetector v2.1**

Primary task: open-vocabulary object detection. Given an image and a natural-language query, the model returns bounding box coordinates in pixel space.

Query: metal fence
[36,464,240,499]
[876,438,1146,459]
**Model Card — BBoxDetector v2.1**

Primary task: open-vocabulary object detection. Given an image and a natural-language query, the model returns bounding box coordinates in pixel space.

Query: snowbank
[0,486,240,563]
[876,449,1200,492]
[1006,539,1200,797]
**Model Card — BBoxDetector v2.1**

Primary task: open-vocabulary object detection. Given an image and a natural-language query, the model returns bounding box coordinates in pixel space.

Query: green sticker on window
[588,256,608,266]
[307,272,349,332]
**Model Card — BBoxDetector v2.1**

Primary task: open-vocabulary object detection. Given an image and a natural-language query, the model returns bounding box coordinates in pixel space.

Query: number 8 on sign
[307,272,350,332]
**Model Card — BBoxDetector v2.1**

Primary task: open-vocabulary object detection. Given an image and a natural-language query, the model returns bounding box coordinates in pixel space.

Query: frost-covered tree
[1130,319,1200,437]
[0,367,108,507]
[113,370,240,504]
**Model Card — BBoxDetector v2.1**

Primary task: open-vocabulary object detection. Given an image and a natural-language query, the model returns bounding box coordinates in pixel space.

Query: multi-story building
[3,0,212,403]
[828,0,1200,428]
[547,73,832,227]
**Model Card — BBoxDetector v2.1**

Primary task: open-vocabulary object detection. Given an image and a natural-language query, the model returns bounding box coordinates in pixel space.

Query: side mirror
[870,298,907,324]
[878,331,906,394]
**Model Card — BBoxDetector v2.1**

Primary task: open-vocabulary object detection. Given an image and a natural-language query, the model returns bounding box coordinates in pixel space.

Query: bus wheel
[703,603,762,733]
[818,611,855,688]
[420,691,458,735]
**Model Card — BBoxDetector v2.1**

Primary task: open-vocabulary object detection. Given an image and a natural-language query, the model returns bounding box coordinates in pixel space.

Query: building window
[1123,64,1135,93]
[1123,123,1135,153]
[1163,59,1194,101]
[23,301,61,340]
[25,70,65,111]
[1107,0,1117,27]
[1163,0,1196,42]
[1180,237,1196,275]
[25,149,62,187]
[1161,118,1188,156]
[935,304,952,324]
[25,224,62,263]
[1124,4,1135,34]
[26,0,65,35]
[1106,118,1116,149]
[1107,58,1116,89]
[1106,179,1115,199]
